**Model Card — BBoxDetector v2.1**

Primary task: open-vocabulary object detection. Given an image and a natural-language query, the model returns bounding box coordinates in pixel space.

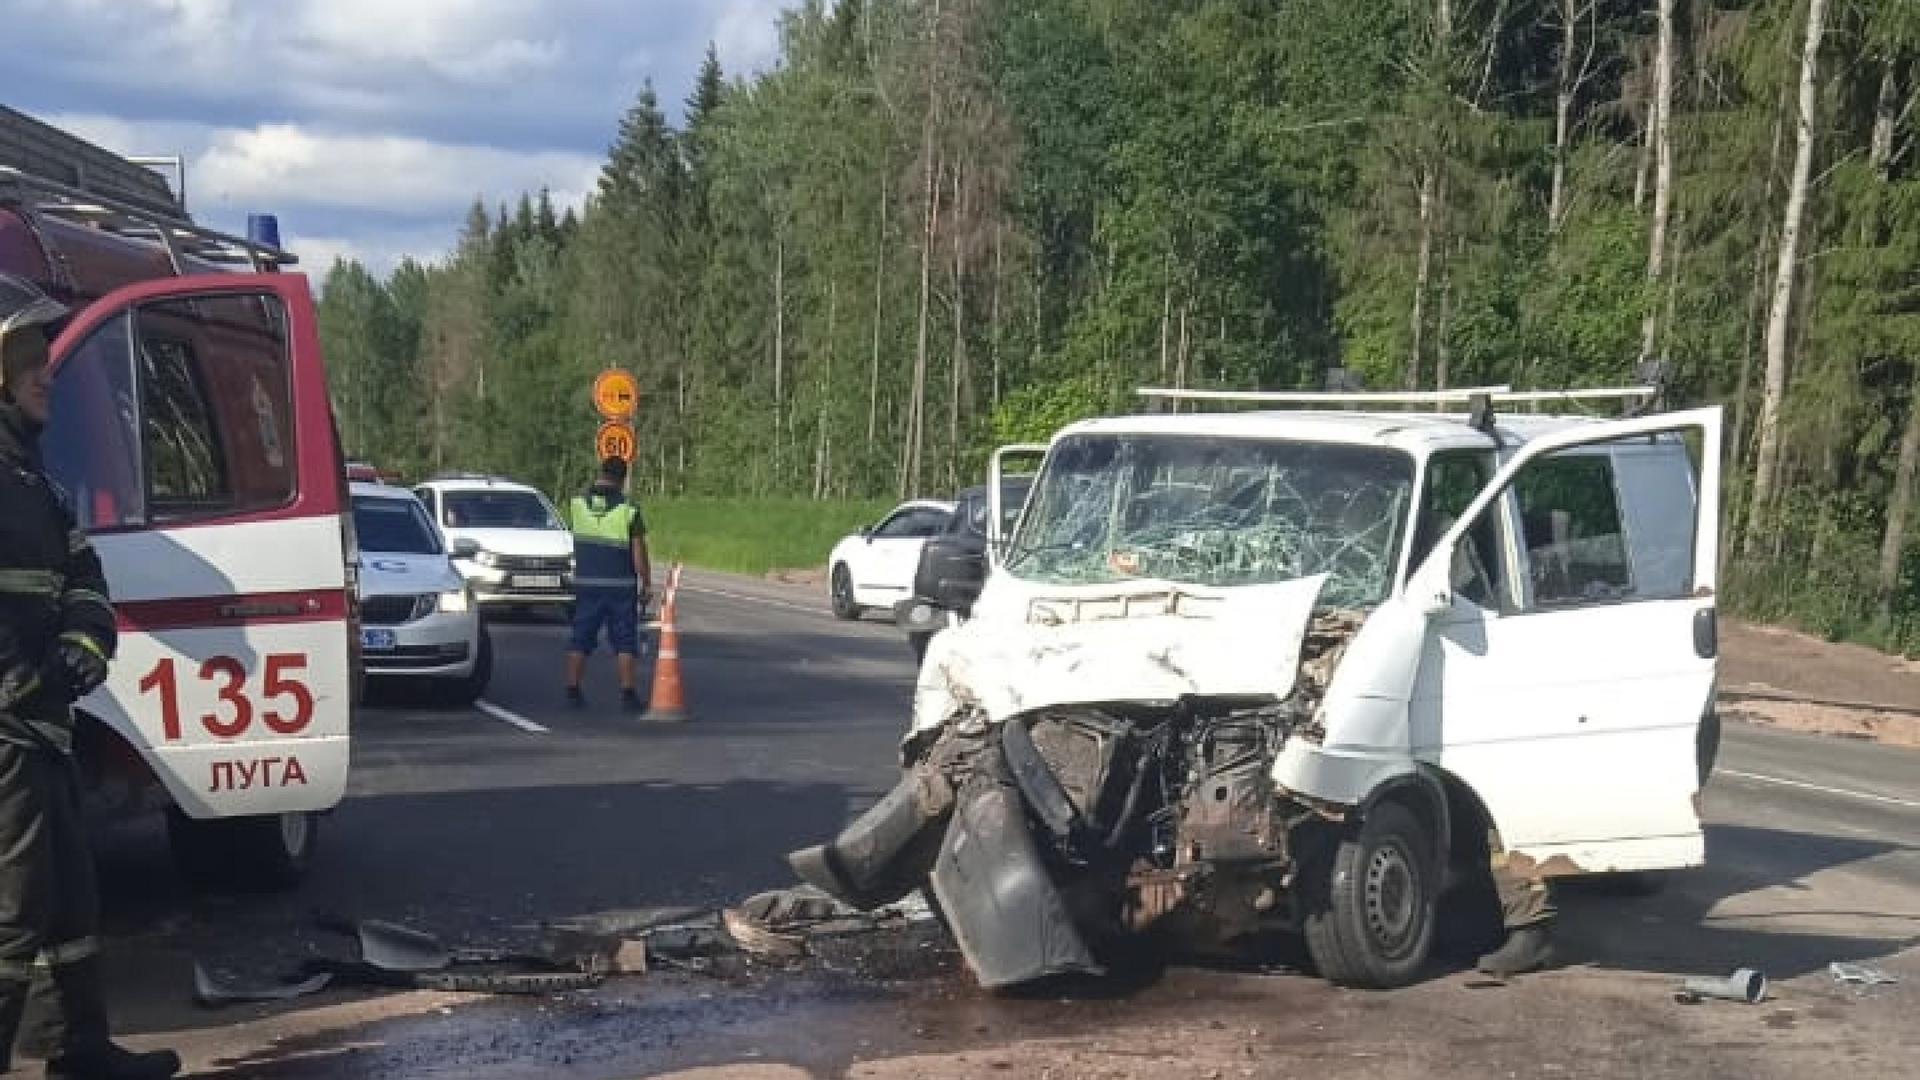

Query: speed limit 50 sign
[596,420,637,463]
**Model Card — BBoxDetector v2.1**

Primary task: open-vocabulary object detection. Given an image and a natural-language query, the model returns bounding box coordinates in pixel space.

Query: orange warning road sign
[593,369,640,419]
[596,420,637,463]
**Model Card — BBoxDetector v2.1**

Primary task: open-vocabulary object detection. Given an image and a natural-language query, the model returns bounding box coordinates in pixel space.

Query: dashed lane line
[1720,769,1920,812]
[475,699,550,734]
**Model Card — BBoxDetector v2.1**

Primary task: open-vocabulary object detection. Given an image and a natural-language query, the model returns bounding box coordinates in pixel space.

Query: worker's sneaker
[565,686,585,707]
[620,687,643,711]
[46,1043,182,1080]
[1476,924,1556,977]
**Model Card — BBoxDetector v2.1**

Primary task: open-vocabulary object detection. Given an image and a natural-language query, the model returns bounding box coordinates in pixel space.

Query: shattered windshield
[1004,433,1413,607]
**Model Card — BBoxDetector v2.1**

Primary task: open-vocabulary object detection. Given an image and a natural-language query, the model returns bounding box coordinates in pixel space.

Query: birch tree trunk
[772,236,786,483]
[1875,64,1912,611]
[1732,104,1786,471]
[1435,242,1455,391]
[1638,0,1676,364]
[900,151,939,499]
[948,167,965,492]
[868,175,887,447]
[1743,0,1828,557]
[1548,0,1579,232]
[1408,169,1436,390]
[991,223,1003,410]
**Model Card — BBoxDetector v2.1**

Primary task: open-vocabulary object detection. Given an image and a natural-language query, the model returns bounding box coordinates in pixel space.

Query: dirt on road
[1721,622,1920,747]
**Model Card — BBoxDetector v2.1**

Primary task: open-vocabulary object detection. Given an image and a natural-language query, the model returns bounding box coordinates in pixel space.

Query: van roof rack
[1136,385,1657,413]
[0,165,297,274]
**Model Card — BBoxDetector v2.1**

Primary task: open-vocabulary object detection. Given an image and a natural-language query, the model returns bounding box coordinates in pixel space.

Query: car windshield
[1004,434,1414,607]
[353,496,443,555]
[441,490,562,530]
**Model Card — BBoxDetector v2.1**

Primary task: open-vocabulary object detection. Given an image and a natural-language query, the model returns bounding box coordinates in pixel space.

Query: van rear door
[41,273,352,819]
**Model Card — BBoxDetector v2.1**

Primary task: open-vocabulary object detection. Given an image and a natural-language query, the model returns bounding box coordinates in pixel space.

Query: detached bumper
[789,741,1101,990]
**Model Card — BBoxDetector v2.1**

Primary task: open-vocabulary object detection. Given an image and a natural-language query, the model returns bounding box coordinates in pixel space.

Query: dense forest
[316,0,1920,651]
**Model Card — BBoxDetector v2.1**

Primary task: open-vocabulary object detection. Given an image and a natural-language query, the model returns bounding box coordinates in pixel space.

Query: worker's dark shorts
[570,591,640,656]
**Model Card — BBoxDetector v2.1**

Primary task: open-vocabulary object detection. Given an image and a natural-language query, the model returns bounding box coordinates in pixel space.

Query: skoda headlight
[439,584,472,613]
[474,549,500,568]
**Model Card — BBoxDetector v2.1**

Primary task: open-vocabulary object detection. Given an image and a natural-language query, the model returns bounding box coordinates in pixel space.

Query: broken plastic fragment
[193,962,333,1008]
[1829,962,1899,987]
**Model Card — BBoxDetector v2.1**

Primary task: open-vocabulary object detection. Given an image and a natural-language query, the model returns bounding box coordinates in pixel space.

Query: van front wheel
[1302,802,1438,988]
[168,809,319,892]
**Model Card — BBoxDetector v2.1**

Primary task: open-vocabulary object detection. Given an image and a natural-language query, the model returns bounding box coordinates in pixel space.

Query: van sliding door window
[136,295,297,521]
[1513,452,1634,607]
[44,312,145,530]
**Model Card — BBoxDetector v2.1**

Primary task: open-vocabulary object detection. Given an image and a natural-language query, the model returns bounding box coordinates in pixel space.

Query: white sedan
[828,499,955,619]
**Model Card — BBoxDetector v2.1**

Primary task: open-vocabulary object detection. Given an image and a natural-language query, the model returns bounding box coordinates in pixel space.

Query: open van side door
[43,273,352,820]
[1403,407,1722,872]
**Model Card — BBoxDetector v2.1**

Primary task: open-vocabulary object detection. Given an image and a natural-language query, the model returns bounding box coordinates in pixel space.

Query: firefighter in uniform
[0,277,181,1079]
[563,457,652,710]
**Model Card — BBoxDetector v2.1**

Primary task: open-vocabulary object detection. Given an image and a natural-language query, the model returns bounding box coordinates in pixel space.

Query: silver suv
[413,474,574,612]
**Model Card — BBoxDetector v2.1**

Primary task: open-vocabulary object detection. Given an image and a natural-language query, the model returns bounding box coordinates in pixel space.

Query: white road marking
[679,584,830,619]
[1720,769,1920,811]
[476,700,549,734]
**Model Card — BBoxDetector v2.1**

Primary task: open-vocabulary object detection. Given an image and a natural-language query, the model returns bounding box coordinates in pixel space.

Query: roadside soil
[1721,621,1920,747]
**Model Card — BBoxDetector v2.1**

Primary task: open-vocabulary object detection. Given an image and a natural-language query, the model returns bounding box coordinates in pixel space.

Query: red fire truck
[0,105,357,889]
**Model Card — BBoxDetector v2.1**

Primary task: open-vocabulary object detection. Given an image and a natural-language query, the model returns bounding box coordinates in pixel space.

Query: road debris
[1828,962,1899,988]
[1674,968,1767,1004]
[192,964,334,1007]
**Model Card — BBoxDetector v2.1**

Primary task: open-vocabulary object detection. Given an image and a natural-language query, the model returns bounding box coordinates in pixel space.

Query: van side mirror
[450,538,481,560]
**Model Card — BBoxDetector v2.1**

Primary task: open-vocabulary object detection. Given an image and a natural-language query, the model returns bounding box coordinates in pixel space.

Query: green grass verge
[640,497,898,577]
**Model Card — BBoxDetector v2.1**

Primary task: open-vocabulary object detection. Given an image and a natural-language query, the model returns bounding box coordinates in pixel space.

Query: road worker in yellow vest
[565,457,652,709]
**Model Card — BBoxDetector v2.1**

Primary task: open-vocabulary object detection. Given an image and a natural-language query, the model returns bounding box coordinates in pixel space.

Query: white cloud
[290,0,565,84]
[712,0,789,77]
[195,125,599,217]
[45,114,598,223]
[10,0,802,269]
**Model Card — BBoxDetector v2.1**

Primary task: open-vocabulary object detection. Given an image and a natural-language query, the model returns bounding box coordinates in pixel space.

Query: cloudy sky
[3,0,789,275]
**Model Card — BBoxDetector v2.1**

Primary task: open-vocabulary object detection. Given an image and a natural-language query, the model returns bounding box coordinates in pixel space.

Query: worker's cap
[0,274,68,384]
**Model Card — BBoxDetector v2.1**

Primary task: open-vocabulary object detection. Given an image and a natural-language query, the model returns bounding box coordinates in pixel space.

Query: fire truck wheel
[168,809,319,892]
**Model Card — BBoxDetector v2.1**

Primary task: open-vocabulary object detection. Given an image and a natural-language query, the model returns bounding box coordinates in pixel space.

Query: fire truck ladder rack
[0,165,297,274]
[1136,385,1658,415]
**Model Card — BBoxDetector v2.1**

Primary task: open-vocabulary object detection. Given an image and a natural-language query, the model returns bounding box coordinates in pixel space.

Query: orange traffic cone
[643,565,689,723]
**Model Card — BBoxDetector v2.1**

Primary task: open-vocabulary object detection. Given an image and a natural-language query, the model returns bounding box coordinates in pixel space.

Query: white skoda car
[351,482,492,703]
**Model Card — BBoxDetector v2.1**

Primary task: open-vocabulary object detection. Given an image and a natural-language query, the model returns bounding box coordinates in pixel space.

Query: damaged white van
[791,387,1721,989]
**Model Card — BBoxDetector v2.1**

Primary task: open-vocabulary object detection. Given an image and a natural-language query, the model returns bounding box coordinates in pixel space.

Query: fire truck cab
[1,107,355,889]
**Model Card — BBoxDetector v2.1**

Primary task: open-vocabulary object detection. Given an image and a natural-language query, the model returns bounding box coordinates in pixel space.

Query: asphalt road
[74,570,1920,1079]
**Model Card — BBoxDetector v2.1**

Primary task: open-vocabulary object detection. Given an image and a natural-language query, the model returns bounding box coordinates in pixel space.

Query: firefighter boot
[37,956,179,1080]
[44,1042,183,1080]
[1476,922,1557,977]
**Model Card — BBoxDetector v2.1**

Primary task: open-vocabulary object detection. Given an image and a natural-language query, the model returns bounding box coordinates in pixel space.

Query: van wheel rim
[280,813,311,857]
[1363,842,1418,952]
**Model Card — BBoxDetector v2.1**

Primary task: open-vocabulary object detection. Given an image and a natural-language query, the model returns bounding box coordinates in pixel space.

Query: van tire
[168,809,319,893]
[439,628,494,706]
[1302,802,1438,989]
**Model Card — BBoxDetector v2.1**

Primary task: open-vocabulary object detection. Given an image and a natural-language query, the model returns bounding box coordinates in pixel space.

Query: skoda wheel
[1302,802,1438,988]
[830,564,861,620]
[438,626,495,707]
[169,809,319,893]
